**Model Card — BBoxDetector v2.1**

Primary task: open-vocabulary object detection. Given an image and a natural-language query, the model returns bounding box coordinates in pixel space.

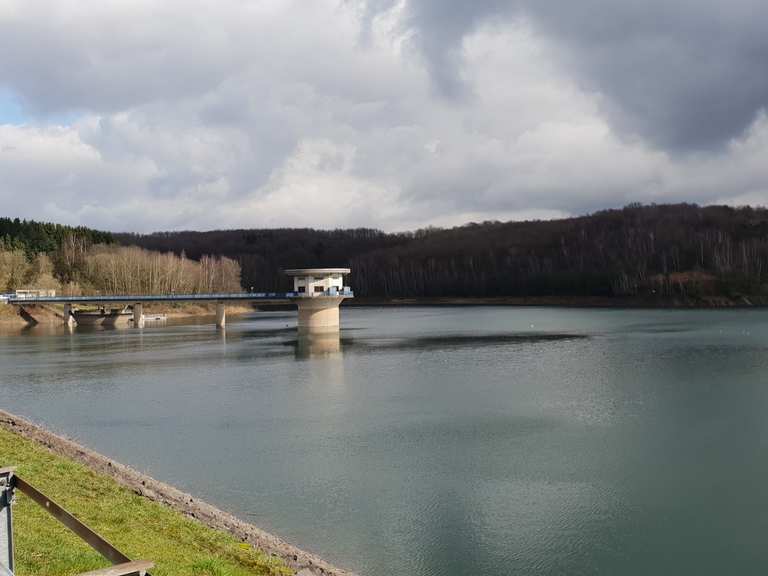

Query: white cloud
[1,1,768,232]
[222,138,403,229]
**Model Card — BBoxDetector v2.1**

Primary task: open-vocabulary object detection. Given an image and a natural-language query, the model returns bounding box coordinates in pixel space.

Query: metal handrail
[0,468,152,576]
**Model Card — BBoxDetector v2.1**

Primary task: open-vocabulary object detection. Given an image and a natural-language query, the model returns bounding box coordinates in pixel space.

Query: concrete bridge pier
[295,296,345,335]
[215,302,226,329]
[133,303,144,328]
[62,303,75,327]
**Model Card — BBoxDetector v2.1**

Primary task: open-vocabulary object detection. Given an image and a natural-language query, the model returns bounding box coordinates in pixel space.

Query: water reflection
[295,333,342,359]
[6,308,768,576]
[0,322,63,337]
[339,332,586,353]
[242,327,296,340]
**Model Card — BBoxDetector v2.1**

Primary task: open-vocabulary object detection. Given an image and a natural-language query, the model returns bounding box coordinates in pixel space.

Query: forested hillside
[9,204,768,302]
[117,228,412,291]
[0,217,113,255]
[119,204,768,301]
[0,218,240,294]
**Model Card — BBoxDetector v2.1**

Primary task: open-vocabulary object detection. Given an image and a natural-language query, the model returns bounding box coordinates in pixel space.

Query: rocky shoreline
[0,408,356,576]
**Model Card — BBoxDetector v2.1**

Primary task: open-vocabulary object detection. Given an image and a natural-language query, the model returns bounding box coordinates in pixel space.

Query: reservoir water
[2,306,768,575]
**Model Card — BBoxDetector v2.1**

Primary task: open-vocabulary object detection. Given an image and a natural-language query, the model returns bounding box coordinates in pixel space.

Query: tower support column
[215,302,226,329]
[63,303,75,327]
[296,296,344,334]
[133,303,144,328]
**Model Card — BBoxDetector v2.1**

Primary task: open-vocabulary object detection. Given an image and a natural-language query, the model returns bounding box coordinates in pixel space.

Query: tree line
[0,219,240,295]
[116,227,411,292]
[9,203,768,301]
[119,204,768,301]
[0,217,113,256]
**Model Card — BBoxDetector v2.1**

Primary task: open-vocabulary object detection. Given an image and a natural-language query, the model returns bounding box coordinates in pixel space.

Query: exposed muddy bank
[141,302,255,319]
[0,303,62,326]
[0,302,257,325]
[0,408,355,576]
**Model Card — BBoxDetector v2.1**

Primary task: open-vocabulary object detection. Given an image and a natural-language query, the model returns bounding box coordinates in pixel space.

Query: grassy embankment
[0,426,290,576]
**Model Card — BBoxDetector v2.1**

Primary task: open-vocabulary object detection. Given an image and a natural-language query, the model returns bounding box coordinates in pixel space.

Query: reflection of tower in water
[295,333,342,359]
[297,333,346,390]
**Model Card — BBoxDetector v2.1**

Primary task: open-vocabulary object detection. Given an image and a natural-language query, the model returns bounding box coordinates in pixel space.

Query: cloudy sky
[1,0,768,232]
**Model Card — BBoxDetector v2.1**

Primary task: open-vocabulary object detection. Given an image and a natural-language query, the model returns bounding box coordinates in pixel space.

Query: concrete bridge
[6,268,353,333]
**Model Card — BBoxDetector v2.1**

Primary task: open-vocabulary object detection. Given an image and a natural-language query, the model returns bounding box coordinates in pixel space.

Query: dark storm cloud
[371,0,768,151]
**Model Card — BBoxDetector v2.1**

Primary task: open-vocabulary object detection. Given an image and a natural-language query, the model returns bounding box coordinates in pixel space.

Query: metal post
[0,469,15,575]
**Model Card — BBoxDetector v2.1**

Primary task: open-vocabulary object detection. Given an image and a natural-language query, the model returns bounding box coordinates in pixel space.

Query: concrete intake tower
[284,268,353,334]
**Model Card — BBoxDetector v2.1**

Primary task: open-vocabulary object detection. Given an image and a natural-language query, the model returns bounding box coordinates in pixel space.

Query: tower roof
[283,268,351,276]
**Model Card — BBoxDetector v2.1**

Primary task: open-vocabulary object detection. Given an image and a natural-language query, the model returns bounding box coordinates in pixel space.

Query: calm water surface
[2,307,768,575]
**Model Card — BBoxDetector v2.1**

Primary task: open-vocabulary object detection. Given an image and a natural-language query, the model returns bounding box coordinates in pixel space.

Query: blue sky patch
[0,89,25,125]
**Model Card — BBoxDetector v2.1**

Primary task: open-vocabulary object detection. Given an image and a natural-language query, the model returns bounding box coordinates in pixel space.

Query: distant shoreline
[4,295,765,327]
[343,295,765,309]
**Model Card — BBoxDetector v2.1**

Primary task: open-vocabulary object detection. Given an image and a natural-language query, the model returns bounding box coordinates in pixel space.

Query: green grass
[0,427,292,576]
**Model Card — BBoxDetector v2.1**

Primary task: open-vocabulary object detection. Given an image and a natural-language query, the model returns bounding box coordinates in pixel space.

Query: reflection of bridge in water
[7,268,353,334]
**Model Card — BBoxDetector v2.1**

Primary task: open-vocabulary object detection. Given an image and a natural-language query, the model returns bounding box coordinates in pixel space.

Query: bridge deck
[6,291,353,305]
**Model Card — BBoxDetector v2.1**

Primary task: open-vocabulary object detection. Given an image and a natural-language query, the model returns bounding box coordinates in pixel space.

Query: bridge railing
[5,289,353,304]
